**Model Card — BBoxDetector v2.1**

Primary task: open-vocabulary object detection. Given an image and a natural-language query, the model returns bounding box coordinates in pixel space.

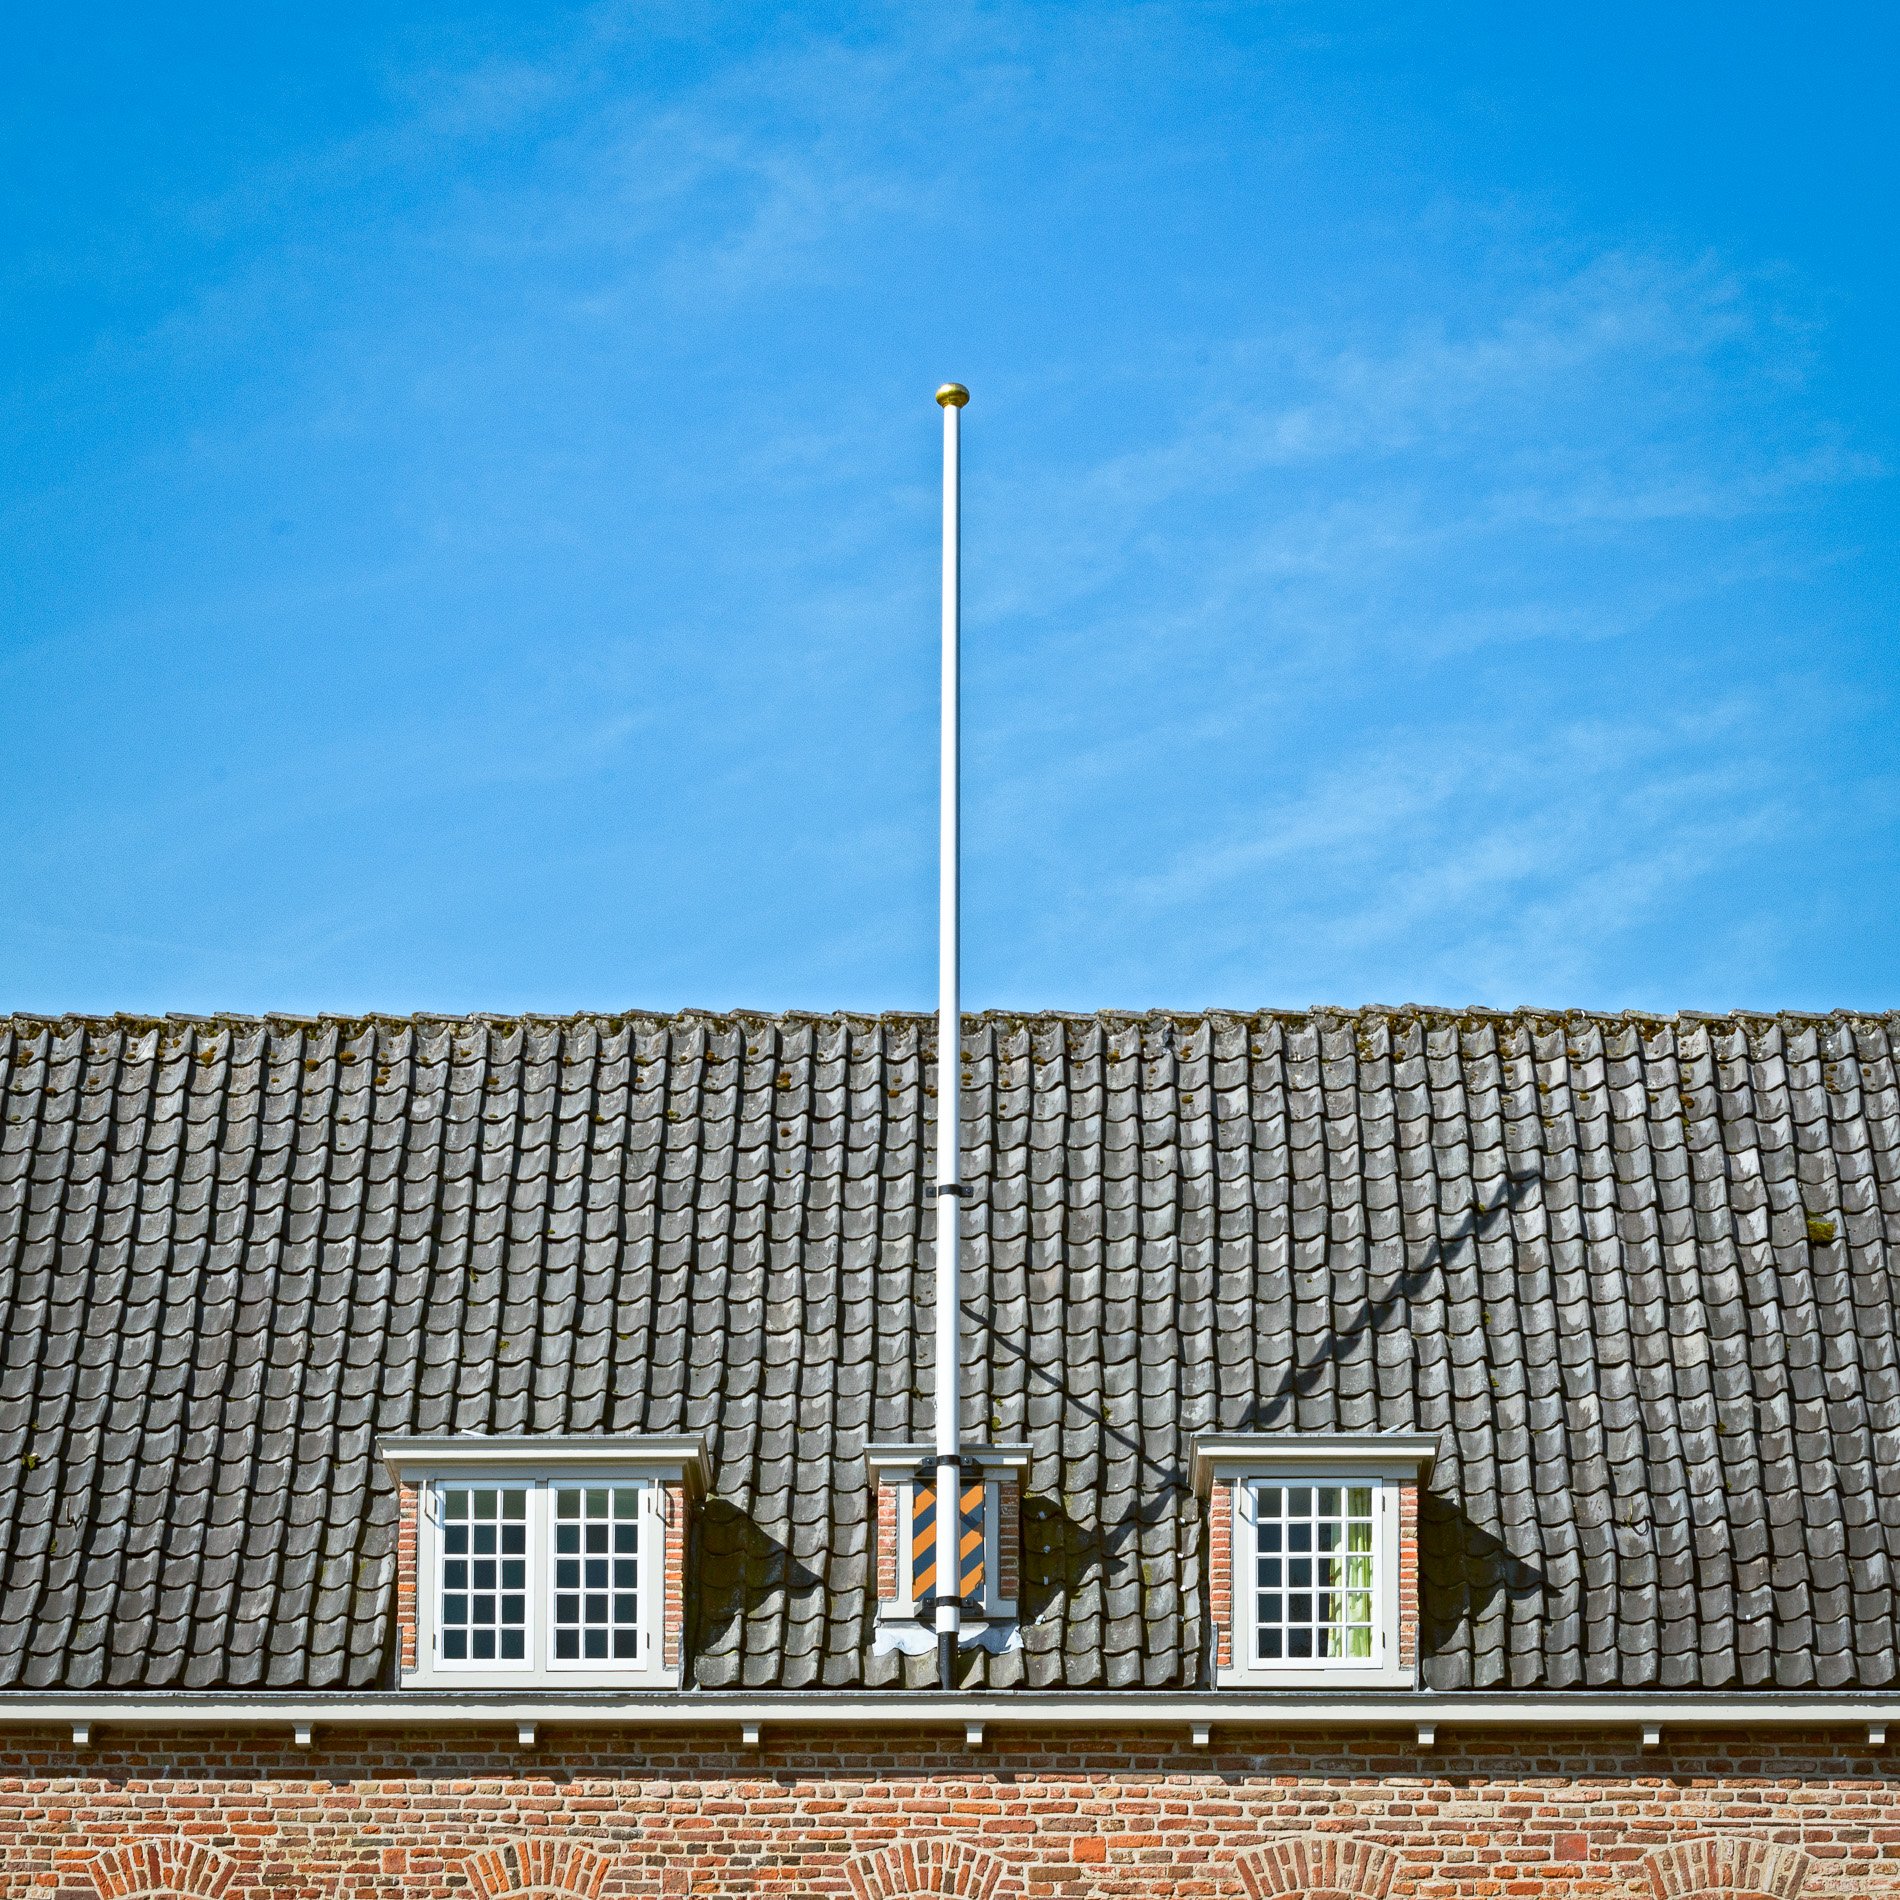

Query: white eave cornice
[7,1690,1900,1740]
[380,1433,711,1496]
[1190,1432,1439,1495]
[866,1442,1032,1474]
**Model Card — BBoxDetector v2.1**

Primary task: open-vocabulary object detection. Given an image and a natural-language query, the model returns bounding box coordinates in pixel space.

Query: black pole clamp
[917,1591,983,1619]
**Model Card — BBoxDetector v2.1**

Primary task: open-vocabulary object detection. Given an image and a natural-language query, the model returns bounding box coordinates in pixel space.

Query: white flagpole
[932,379,968,1691]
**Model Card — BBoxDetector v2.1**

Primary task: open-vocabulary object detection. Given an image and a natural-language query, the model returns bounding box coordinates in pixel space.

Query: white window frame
[1192,1432,1435,1692]
[383,1434,707,1693]
[1234,1473,1395,1681]
[417,1472,665,1686]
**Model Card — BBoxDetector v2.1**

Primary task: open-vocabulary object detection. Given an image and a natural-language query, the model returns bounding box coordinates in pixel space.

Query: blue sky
[3,3,1895,1017]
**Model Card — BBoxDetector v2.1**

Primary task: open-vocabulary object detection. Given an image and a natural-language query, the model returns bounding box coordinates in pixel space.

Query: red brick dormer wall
[660,1477,686,1672]
[396,1478,420,1676]
[1210,1477,1234,1671]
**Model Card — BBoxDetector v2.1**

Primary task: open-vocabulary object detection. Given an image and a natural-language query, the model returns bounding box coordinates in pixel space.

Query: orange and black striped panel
[910,1477,986,1602]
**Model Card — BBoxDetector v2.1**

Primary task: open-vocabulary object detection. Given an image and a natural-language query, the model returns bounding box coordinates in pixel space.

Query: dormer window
[1193,1432,1435,1689]
[868,1443,1029,1652]
[383,1434,708,1690]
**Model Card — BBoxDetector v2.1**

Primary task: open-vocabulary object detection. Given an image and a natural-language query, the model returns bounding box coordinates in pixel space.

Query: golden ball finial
[935,382,970,408]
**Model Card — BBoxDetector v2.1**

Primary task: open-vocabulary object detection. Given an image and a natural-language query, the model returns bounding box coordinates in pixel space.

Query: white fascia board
[1191,1433,1439,1495]
[866,1443,1032,1474]
[380,1433,710,1495]
[7,1692,1900,1730]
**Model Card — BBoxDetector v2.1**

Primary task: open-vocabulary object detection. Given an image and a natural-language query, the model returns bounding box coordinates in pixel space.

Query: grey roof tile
[2,1007,1900,1691]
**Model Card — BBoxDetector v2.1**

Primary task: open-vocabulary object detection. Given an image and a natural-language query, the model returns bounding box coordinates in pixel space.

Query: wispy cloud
[982,248,1871,641]
[987,698,1807,1010]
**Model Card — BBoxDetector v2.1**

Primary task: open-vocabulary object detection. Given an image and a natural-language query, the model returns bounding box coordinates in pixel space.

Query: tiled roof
[0,1006,1897,1694]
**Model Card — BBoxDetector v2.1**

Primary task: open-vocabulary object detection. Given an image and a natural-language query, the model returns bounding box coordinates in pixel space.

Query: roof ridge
[0,1002,1890,1033]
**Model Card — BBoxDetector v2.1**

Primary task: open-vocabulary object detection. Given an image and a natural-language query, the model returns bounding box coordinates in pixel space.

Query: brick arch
[459,1843,611,1900]
[1235,1839,1399,1900]
[1644,1840,1811,1900]
[82,1842,239,1900]
[845,1841,1019,1900]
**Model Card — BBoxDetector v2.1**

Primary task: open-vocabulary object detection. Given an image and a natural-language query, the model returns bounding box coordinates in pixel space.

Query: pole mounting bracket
[917,1592,984,1619]
[914,1457,985,1483]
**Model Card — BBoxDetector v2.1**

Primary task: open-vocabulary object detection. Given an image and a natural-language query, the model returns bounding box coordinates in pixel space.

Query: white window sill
[875,1598,1016,1625]
[872,1617,1023,1657]
[1217,1663,1417,1691]
[401,1664,683,1692]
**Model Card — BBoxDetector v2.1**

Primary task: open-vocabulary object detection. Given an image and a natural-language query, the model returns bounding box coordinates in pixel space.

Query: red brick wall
[5,1728,1896,1900]
[1209,1480,1233,1670]
[1395,1483,1417,1673]
[397,1483,420,1676]
[877,1484,900,1603]
[660,1480,686,1673]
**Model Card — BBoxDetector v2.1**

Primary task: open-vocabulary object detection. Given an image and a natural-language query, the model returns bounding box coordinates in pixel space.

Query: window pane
[1251,1478,1380,1669]
[438,1486,529,1666]
[550,1483,645,1665]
